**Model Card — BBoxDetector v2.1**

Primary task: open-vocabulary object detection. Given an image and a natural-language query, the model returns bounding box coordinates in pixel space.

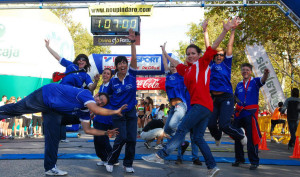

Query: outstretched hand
[126,28,136,41]
[116,104,128,116]
[45,39,50,48]
[223,18,235,32]
[201,19,209,31]
[231,17,242,30]
[94,74,100,82]
[107,128,119,137]
[264,68,270,75]
[160,42,167,50]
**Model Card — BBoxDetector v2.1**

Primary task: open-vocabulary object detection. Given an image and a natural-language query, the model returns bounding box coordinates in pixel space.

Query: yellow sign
[89,4,153,16]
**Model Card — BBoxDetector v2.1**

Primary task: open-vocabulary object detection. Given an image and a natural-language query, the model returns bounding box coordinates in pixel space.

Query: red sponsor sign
[136,77,165,90]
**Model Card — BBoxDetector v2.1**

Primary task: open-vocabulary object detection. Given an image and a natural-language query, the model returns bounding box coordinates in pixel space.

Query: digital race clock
[91,16,140,35]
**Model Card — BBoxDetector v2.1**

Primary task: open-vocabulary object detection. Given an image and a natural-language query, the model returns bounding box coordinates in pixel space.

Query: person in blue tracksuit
[105,29,138,173]
[0,83,125,176]
[93,68,117,166]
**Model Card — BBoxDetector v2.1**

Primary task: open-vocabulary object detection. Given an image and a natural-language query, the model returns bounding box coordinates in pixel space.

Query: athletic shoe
[45,166,68,176]
[142,153,164,164]
[113,162,120,166]
[232,161,245,167]
[215,139,221,146]
[124,167,135,173]
[175,158,182,165]
[193,159,202,166]
[181,141,190,155]
[60,139,70,143]
[144,142,151,149]
[249,164,259,170]
[96,161,107,166]
[154,144,163,150]
[240,129,247,146]
[207,167,220,177]
[105,164,113,173]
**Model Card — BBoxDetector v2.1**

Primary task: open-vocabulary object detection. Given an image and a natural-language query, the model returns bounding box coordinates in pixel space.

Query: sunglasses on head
[78,58,87,61]
[215,54,224,57]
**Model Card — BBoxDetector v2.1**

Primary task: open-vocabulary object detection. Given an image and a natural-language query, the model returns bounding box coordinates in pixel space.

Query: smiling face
[169,63,177,74]
[117,60,128,75]
[77,58,87,69]
[241,66,252,80]
[186,47,201,64]
[94,94,108,107]
[102,69,112,84]
[214,51,225,64]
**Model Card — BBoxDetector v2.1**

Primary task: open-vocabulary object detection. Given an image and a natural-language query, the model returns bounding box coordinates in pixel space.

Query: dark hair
[98,92,109,106]
[114,56,128,73]
[278,102,283,107]
[145,96,153,106]
[2,95,6,98]
[186,44,202,55]
[103,68,113,78]
[241,63,253,71]
[291,88,299,98]
[159,104,165,111]
[73,54,91,72]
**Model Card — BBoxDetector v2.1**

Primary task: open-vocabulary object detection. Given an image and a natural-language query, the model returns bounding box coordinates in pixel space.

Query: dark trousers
[208,93,244,141]
[93,121,113,162]
[233,115,259,165]
[107,107,137,167]
[288,120,298,146]
[60,125,66,140]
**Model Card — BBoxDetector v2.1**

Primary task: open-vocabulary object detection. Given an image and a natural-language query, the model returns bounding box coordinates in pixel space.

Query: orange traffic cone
[290,136,300,158]
[259,132,269,150]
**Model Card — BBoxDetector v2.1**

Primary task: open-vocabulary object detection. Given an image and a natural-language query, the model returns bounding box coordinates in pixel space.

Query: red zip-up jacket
[176,46,217,112]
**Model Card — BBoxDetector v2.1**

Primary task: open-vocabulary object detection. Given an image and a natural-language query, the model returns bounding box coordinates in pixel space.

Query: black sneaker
[181,141,190,155]
[193,159,202,166]
[232,161,245,167]
[175,158,182,165]
[249,164,259,170]
[144,142,151,149]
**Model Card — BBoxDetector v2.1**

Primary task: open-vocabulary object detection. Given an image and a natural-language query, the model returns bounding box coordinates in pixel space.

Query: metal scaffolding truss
[0,0,298,29]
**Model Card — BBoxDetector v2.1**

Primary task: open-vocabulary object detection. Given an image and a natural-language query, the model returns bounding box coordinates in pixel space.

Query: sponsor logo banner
[137,77,165,90]
[245,44,285,112]
[89,4,153,16]
[93,35,140,46]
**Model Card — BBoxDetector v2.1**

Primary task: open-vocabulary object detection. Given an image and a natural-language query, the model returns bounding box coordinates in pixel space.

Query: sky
[72,7,204,55]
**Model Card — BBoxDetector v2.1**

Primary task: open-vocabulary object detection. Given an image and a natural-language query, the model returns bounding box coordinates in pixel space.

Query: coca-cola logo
[136,78,161,89]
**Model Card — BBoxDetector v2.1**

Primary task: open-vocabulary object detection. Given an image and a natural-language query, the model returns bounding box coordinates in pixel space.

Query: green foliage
[50,8,110,58]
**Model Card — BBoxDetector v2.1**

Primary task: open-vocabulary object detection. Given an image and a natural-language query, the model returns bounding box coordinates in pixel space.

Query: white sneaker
[96,161,107,166]
[215,139,221,146]
[105,164,113,173]
[60,139,70,143]
[154,144,163,149]
[124,167,135,173]
[142,153,164,164]
[45,166,68,176]
[240,129,247,146]
[207,167,220,177]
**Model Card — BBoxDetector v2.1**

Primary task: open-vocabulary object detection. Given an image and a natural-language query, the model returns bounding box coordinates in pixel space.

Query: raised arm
[201,19,210,49]
[261,68,270,84]
[161,42,169,72]
[45,39,61,61]
[212,19,234,50]
[127,29,137,69]
[160,42,180,67]
[226,17,241,56]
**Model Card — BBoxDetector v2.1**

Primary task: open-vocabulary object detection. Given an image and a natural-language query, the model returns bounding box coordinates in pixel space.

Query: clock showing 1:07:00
[91,16,140,35]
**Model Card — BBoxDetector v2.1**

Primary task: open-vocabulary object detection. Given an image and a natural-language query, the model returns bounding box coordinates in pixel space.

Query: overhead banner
[245,44,285,112]
[137,77,165,90]
[89,4,153,16]
[89,53,175,76]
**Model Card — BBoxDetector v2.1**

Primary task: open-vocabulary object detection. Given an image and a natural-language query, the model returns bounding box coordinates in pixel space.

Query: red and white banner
[136,77,166,90]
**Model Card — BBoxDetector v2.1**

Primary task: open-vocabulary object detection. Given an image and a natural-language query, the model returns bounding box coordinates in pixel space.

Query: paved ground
[0,130,300,177]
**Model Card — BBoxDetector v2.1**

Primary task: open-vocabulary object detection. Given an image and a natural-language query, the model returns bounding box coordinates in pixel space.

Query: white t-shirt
[0,101,5,106]
[157,110,165,120]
